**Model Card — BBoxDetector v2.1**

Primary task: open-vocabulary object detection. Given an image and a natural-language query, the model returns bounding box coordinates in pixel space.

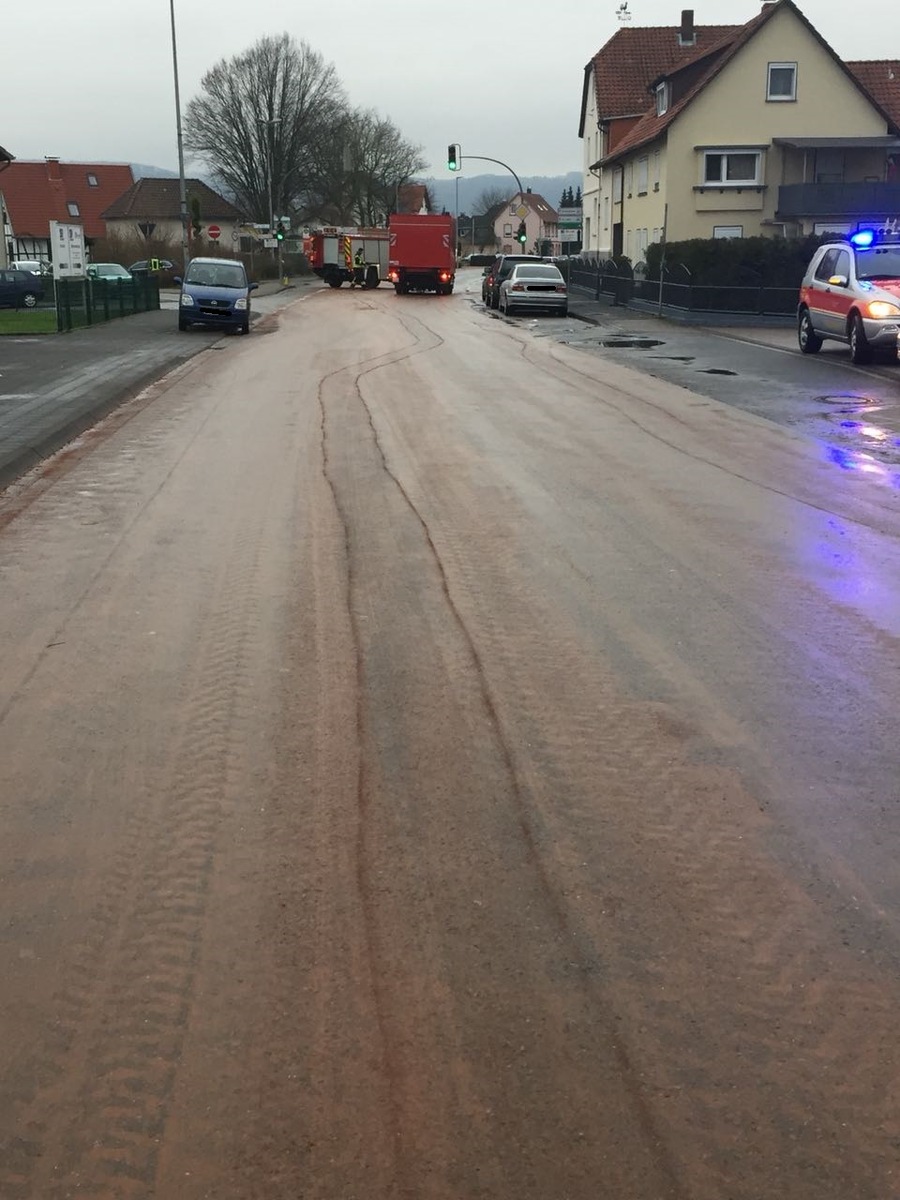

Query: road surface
[1,282,898,1200]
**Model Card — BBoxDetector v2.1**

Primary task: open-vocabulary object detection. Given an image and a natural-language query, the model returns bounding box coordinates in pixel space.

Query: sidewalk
[0,277,305,492]
[565,288,797,354]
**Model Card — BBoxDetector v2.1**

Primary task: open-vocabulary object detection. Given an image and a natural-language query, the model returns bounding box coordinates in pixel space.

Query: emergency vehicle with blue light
[798,225,900,364]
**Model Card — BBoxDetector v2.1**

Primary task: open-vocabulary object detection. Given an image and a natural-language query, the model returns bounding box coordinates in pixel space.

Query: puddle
[600,338,664,349]
[700,368,737,376]
[816,393,879,407]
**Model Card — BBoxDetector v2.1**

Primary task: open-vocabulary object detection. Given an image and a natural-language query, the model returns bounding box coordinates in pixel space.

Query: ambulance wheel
[849,313,872,364]
[797,308,821,354]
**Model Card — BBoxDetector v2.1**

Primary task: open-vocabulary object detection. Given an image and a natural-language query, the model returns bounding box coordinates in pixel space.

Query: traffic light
[275,220,285,242]
[516,222,527,244]
[447,143,460,171]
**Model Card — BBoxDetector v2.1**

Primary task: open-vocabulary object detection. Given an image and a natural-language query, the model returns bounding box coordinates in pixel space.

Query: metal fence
[562,257,796,318]
[55,276,161,332]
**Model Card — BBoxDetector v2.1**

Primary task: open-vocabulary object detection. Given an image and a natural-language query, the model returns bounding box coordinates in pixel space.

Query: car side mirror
[248,282,258,291]
[828,274,849,287]
[172,276,183,285]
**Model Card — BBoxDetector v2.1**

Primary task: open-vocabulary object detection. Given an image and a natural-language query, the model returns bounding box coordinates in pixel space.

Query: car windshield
[512,266,562,280]
[855,247,900,280]
[185,263,247,288]
[95,265,129,277]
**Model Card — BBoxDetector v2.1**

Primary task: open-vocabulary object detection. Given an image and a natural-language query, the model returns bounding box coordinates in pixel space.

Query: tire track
[315,297,689,1198]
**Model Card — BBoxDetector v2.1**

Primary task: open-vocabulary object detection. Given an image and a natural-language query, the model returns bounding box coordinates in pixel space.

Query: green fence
[56,276,161,332]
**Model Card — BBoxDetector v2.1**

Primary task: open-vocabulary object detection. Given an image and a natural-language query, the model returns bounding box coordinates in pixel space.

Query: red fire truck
[387,213,456,295]
[302,228,390,289]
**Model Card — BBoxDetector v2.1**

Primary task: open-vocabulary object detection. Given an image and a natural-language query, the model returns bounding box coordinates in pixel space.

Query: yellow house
[579,1,900,259]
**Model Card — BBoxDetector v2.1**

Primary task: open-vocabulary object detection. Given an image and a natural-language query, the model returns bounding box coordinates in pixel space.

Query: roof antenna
[616,1,632,21]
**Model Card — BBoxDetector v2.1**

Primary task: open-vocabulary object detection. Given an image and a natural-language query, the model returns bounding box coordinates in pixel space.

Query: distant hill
[132,163,178,179]
[426,172,582,214]
[131,165,582,216]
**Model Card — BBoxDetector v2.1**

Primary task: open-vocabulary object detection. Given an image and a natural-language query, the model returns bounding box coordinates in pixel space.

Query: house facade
[102,177,243,255]
[0,143,13,266]
[1,157,134,265]
[492,189,560,255]
[580,1,900,259]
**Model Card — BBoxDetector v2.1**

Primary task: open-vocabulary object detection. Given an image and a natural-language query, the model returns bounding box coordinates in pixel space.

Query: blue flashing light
[851,229,875,247]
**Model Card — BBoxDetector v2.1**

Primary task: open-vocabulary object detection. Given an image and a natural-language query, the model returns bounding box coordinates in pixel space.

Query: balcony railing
[777,181,900,219]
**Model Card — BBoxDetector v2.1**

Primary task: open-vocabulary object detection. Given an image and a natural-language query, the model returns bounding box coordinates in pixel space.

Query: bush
[645,233,834,287]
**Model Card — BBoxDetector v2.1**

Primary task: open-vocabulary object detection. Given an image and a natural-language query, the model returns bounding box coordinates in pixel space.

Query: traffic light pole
[453,153,524,198]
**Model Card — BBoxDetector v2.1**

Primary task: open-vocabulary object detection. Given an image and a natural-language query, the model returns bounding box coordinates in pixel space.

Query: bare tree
[183,34,346,223]
[474,186,512,215]
[305,107,426,226]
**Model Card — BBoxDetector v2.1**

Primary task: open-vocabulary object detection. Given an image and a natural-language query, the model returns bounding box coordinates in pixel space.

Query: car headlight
[234,297,248,310]
[865,300,900,319]
[180,293,194,307]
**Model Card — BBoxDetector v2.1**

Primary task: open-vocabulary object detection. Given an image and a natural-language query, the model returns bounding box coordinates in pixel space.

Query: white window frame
[767,62,797,101]
[713,225,743,239]
[503,222,512,235]
[655,82,669,116]
[653,150,660,191]
[637,157,649,195]
[703,150,762,186]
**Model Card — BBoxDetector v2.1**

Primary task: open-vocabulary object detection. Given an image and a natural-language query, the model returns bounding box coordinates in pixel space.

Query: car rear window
[512,266,562,280]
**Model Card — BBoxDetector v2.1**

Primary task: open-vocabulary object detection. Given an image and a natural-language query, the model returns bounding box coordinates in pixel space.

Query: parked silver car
[498,263,568,317]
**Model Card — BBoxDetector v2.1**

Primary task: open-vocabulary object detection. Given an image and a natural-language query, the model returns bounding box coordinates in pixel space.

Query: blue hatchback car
[175,257,257,334]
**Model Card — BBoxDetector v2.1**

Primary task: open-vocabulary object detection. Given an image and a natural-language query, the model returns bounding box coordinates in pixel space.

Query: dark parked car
[128,259,176,274]
[0,268,45,309]
[482,253,549,309]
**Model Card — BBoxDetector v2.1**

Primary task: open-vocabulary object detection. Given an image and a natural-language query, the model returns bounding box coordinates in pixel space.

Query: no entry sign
[208,225,221,240]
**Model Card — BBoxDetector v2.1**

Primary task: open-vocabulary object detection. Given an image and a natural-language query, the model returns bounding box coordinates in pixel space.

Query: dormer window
[655,82,670,116]
[767,62,797,101]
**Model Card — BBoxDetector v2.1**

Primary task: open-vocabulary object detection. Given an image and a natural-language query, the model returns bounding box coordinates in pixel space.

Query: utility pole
[168,0,190,271]
[259,117,281,273]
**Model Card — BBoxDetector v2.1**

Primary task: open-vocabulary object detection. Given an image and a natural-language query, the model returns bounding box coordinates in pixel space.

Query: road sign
[263,238,277,248]
[208,225,221,240]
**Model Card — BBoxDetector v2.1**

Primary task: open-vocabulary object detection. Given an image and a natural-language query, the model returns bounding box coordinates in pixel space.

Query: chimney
[45,155,61,181]
[679,9,696,45]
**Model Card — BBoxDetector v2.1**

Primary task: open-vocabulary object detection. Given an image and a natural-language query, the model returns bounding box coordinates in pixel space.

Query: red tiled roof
[396,182,430,213]
[0,159,134,238]
[586,23,743,119]
[518,191,559,221]
[102,176,241,221]
[848,61,900,127]
[600,1,899,165]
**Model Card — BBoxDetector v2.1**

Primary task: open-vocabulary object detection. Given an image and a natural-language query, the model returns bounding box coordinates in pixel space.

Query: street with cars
[0,267,898,1199]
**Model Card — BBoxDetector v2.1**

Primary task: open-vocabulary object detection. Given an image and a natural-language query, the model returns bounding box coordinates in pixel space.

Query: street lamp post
[259,117,281,273]
[168,0,190,272]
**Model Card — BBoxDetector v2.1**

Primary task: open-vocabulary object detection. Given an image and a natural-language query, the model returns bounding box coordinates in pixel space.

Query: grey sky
[4,1,896,181]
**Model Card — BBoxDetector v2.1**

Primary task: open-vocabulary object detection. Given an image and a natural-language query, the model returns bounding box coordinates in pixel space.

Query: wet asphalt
[2,272,899,492]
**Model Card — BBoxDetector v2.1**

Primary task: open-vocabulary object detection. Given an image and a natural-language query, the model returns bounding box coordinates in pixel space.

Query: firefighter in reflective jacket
[352,246,366,287]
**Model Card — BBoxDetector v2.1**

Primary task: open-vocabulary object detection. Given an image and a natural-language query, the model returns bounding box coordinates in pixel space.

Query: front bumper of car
[180,291,248,328]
